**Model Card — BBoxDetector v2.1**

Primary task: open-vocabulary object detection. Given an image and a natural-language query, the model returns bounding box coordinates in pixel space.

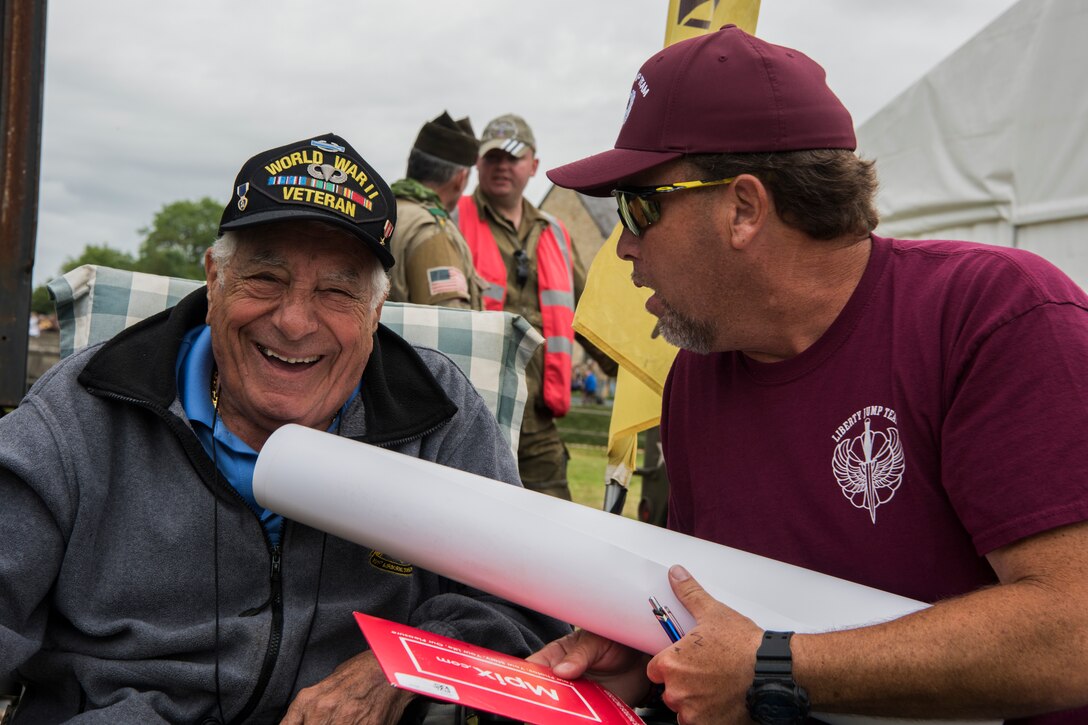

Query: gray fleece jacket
[0,289,570,724]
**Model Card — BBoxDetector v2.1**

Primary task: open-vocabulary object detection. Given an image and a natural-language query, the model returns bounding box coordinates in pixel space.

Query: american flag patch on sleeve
[427,266,469,296]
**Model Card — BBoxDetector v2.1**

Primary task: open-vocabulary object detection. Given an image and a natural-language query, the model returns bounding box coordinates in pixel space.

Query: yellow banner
[573,227,675,396]
[664,0,760,47]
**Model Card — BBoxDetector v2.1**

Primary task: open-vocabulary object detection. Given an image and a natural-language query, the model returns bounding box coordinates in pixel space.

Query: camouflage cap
[478,113,535,159]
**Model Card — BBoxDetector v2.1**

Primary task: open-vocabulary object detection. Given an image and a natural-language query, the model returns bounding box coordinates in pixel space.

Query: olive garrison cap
[413,111,480,167]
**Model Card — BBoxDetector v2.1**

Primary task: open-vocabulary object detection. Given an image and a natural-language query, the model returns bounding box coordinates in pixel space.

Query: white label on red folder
[354,612,644,725]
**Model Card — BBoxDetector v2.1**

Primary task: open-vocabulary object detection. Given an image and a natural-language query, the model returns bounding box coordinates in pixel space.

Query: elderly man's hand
[527,628,652,705]
[280,650,413,725]
[646,565,764,724]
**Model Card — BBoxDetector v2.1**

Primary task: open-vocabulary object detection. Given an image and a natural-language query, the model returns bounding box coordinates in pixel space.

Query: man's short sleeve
[942,302,1088,555]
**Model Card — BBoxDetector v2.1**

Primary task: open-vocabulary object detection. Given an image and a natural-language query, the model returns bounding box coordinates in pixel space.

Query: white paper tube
[254,425,996,725]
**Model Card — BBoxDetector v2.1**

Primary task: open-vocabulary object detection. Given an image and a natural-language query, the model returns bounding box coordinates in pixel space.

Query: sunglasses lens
[614,191,656,237]
[616,196,640,237]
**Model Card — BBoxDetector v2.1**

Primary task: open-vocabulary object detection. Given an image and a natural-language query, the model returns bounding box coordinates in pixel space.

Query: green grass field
[561,404,643,519]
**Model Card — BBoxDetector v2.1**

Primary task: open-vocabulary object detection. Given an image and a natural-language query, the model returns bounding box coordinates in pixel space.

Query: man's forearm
[794,523,1088,719]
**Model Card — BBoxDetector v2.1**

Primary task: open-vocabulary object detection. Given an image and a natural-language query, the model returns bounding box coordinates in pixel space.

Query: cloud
[31,0,1019,284]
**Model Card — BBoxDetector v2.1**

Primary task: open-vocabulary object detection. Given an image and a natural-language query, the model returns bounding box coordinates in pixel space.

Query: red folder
[354,612,645,724]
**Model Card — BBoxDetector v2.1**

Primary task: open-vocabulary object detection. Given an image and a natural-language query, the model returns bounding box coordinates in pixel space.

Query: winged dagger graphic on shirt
[831,413,905,524]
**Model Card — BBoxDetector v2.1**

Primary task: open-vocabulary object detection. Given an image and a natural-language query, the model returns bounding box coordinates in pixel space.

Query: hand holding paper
[531,565,768,722]
[645,565,765,723]
[354,613,644,725]
[527,630,652,707]
[253,425,997,725]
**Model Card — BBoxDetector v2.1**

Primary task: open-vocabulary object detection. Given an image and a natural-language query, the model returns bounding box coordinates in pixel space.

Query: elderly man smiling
[0,134,568,724]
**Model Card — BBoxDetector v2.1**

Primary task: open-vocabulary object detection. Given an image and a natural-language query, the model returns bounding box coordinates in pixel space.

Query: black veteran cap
[219,133,397,269]
[412,111,479,167]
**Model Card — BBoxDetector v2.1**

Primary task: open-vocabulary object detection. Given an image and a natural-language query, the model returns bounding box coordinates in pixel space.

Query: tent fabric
[856,0,1088,288]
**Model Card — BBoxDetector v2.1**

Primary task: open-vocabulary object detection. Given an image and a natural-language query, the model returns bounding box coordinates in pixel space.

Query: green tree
[29,244,140,318]
[31,284,54,315]
[61,243,138,273]
[136,197,222,279]
[29,197,222,318]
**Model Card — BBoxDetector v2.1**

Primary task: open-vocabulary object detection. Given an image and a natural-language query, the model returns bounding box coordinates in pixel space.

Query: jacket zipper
[229,541,283,725]
[91,389,451,721]
[88,389,286,724]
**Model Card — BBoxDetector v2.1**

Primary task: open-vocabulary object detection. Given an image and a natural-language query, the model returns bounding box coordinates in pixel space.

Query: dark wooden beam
[0,0,48,408]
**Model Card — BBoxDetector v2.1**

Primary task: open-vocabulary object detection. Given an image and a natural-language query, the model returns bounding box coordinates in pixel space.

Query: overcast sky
[32,0,1020,285]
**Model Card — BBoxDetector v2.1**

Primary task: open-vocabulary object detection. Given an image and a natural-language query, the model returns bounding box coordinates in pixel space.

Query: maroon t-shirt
[662,236,1088,723]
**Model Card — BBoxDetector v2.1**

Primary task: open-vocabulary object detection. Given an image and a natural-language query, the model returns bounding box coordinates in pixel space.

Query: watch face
[748,682,809,725]
[752,697,804,723]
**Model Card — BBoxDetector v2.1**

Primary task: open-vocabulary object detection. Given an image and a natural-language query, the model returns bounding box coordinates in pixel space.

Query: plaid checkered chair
[47,265,542,455]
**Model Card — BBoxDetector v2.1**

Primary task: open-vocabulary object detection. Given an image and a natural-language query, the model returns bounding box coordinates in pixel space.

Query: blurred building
[539,185,616,270]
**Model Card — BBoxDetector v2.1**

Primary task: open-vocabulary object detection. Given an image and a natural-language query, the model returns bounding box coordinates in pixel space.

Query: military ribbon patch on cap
[265,173,374,213]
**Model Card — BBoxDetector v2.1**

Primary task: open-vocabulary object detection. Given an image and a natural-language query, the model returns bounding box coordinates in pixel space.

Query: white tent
[856,0,1088,289]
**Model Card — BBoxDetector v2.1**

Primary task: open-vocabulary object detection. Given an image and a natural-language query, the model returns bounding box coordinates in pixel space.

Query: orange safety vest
[457,196,575,417]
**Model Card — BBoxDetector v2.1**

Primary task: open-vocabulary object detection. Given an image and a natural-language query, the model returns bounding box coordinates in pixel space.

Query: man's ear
[454,167,470,195]
[204,248,219,325]
[371,298,386,334]
[204,248,218,287]
[726,174,769,249]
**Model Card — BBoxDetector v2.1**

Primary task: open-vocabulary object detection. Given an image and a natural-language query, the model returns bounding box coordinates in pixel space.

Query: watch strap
[754,631,796,677]
[747,630,811,724]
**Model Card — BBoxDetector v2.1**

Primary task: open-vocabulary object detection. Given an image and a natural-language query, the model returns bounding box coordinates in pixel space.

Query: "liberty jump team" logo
[831,405,905,524]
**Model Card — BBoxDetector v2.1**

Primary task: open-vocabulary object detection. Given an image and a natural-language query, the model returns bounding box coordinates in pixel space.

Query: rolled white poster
[254,425,996,725]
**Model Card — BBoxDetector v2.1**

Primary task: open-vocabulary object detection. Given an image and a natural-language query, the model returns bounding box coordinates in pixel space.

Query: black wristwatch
[745,630,811,724]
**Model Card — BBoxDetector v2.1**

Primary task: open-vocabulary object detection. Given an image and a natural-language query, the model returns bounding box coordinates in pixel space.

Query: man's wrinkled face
[205,221,384,449]
[477,148,538,205]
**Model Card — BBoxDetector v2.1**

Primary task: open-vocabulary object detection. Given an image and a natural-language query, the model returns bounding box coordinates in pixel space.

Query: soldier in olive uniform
[389,112,486,309]
[457,114,596,500]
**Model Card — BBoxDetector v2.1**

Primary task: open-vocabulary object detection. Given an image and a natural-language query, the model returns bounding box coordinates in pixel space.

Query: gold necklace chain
[209,368,340,430]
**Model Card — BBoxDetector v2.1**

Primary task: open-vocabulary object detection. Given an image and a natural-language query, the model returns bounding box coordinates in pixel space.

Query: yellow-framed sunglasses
[611,177,735,237]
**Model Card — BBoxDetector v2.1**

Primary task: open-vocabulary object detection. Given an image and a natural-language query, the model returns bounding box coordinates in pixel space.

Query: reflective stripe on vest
[457,196,575,417]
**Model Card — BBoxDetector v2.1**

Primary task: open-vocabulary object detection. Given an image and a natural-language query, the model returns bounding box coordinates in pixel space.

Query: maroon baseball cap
[547,25,856,197]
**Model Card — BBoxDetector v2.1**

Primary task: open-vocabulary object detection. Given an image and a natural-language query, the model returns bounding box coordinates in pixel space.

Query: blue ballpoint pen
[649,596,685,643]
